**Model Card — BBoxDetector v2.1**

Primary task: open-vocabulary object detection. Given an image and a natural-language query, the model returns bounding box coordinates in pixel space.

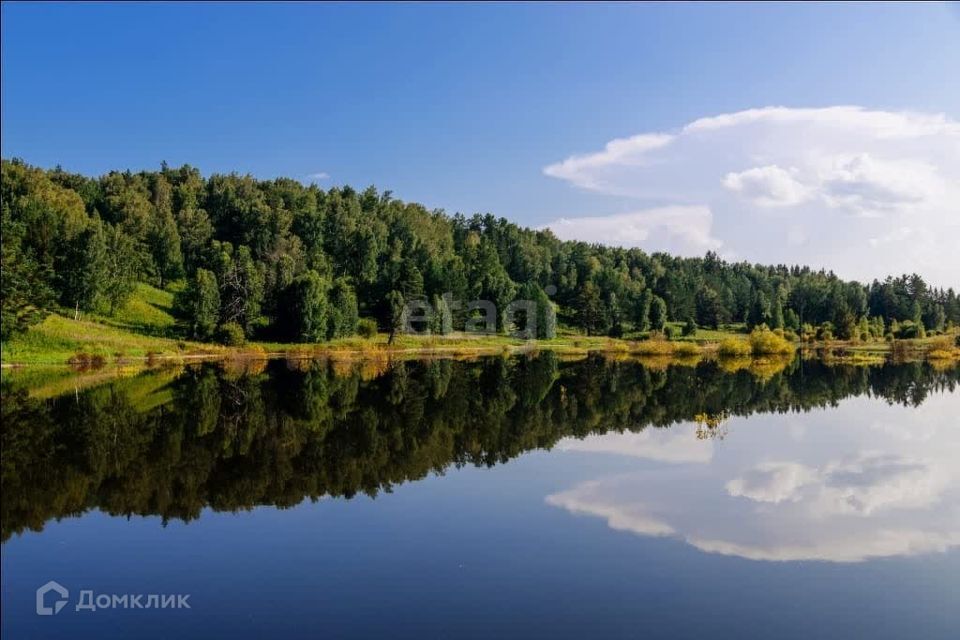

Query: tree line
[3,158,958,342]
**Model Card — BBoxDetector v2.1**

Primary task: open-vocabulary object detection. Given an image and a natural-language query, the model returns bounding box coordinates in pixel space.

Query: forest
[3,158,958,344]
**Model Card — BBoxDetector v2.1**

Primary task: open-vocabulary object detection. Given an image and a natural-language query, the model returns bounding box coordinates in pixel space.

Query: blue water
[2,358,958,638]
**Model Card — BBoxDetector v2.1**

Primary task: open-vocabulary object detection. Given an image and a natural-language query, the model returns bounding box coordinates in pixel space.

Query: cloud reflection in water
[547,393,960,562]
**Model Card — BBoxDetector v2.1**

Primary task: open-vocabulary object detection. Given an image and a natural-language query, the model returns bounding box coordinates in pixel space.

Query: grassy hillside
[90,282,180,334]
[1,313,193,365]
[1,283,195,365]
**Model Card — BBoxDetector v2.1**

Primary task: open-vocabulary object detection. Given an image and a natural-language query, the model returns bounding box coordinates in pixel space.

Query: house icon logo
[36,580,69,615]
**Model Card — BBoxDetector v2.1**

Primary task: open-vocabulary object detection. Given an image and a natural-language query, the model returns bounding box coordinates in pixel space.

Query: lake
[2,354,959,639]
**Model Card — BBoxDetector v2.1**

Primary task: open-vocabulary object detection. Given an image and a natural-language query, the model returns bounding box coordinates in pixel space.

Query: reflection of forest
[3,355,959,541]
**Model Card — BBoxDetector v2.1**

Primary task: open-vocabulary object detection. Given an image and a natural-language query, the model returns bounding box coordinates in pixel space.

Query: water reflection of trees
[3,355,958,540]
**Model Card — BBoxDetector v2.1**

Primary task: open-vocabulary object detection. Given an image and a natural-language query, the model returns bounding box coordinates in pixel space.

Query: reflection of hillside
[2,364,183,401]
[3,355,959,541]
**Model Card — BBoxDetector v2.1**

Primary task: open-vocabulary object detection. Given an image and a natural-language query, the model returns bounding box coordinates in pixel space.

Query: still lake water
[2,354,959,639]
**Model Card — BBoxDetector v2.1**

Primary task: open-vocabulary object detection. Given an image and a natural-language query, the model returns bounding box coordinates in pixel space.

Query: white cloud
[541,205,722,257]
[543,106,960,285]
[543,133,673,192]
[681,106,960,138]
[786,224,808,247]
[306,172,330,181]
[722,165,810,207]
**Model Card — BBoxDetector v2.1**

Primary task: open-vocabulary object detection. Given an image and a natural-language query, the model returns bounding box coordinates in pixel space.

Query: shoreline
[3,334,957,370]
[3,313,958,370]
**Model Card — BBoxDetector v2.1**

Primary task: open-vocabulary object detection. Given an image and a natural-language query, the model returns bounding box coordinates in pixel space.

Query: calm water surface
[2,355,959,638]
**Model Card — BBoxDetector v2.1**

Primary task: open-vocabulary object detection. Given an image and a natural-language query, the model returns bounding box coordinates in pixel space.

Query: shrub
[926,336,953,350]
[633,336,673,356]
[217,322,246,346]
[925,337,959,360]
[664,325,678,340]
[897,320,923,339]
[673,341,700,357]
[816,322,834,341]
[357,318,378,339]
[682,318,697,337]
[718,338,751,358]
[68,352,106,370]
[749,327,794,356]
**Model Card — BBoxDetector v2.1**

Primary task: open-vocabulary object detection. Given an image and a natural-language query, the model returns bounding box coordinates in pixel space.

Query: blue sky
[3,3,959,283]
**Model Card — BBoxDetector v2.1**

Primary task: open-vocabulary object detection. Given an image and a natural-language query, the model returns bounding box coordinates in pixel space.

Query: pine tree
[149,207,183,287]
[281,270,328,342]
[175,206,213,273]
[784,308,800,332]
[607,292,623,337]
[184,268,220,340]
[748,291,771,329]
[649,295,668,332]
[911,301,926,338]
[871,315,885,339]
[102,224,138,315]
[386,289,405,344]
[635,289,652,332]
[57,214,108,315]
[931,305,946,332]
[578,281,604,336]
[518,283,556,339]
[0,204,54,338]
[219,245,264,334]
[771,299,785,330]
[858,316,870,342]
[327,277,359,339]
[399,262,424,299]
[431,293,453,335]
[835,309,858,340]
[695,286,723,329]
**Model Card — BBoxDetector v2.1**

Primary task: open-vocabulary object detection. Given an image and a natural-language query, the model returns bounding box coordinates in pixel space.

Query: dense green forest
[3,158,958,343]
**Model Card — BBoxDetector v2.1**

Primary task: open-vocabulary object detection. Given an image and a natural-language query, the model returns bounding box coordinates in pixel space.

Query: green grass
[0,313,193,365]
[621,322,748,343]
[1,283,194,365]
[674,324,748,342]
[89,282,178,335]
